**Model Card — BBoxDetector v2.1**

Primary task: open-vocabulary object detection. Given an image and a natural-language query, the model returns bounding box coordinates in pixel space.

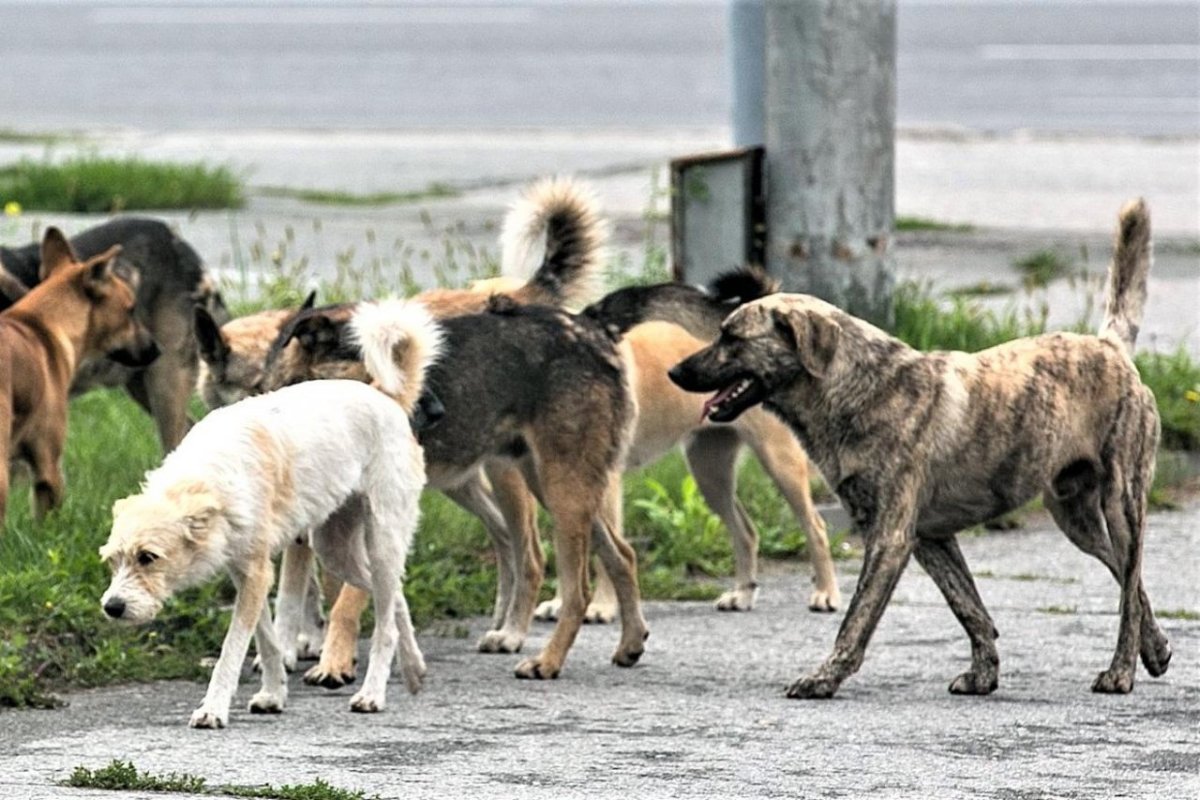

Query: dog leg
[913,537,999,695]
[584,563,619,624]
[273,541,315,672]
[1090,465,1145,694]
[350,501,423,712]
[685,428,760,612]
[304,583,369,688]
[480,463,543,652]
[297,566,326,661]
[589,475,648,666]
[743,421,841,613]
[191,557,274,728]
[141,345,196,452]
[248,600,288,715]
[787,480,917,700]
[28,434,65,520]
[515,499,591,680]
[446,473,522,651]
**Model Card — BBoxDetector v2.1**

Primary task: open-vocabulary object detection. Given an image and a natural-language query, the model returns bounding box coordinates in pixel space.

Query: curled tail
[501,176,608,308]
[350,298,444,414]
[707,266,779,305]
[1100,198,1152,354]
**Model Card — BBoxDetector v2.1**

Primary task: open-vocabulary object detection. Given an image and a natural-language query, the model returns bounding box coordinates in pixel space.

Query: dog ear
[110,495,135,520]
[81,245,123,298]
[194,306,230,366]
[773,308,840,379]
[39,227,79,281]
[300,290,317,311]
[168,483,222,540]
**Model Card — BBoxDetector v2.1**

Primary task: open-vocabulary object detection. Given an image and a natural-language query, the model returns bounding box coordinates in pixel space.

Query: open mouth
[700,375,764,423]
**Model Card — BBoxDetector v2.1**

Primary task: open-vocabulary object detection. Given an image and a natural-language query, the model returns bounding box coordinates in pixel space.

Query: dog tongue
[701,384,737,423]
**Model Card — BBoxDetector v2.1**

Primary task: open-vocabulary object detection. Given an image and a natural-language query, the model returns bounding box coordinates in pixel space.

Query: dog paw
[189,707,228,729]
[1092,668,1135,694]
[248,691,286,714]
[349,691,384,713]
[584,602,617,624]
[400,658,426,695]
[785,673,840,699]
[1141,636,1172,678]
[715,587,756,612]
[295,636,323,662]
[533,598,561,622]
[807,587,840,613]
[303,661,357,689]
[514,656,560,680]
[948,670,998,695]
[611,644,644,668]
[477,629,524,654]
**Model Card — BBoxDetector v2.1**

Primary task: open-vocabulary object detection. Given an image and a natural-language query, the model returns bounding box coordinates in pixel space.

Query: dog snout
[103,596,127,619]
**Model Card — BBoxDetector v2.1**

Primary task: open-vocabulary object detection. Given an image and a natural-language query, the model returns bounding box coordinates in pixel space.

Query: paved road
[0,0,1196,135]
[2,503,1197,799]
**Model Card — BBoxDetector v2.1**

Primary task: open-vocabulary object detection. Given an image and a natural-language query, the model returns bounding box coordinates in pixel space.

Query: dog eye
[136,551,159,566]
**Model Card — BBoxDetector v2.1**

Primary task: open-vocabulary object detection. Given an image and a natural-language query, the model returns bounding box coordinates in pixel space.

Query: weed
[1013,249,1072,289]
[0,155,243,212]
[67,761,208,793]
[945,281,1014,298]
[895,216,974,233]
[1158,609,1200,621]
[1038,605,1077,615]
[255,183,459,207]
[65,761,378,800]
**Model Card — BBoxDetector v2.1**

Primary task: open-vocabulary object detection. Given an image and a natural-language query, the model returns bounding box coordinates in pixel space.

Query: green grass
[0,155,244,212]
[1013,248,1072,289]
[255,183,459,207]
[66,761,378,800]
[1037,605,1077,615]
[1158,609,1200,621]
[895,216,974,233]
[0,128,80,145]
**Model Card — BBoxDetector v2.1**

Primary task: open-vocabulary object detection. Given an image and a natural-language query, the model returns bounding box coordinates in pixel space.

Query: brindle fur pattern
[670,199,1169,699]
[0,218,226,451]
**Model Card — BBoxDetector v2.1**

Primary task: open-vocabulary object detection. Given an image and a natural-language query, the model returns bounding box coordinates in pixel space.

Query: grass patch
[1038,605,1077,615]
[1013,248,1072,289]
[255,183,459,207]
[66,760,377,800]
[945,281,1014,298]
[895,215,974,233]
[67,761,208,793]
[0,155,244,212]
[1157,609,1200,621]
[0,128,80,145]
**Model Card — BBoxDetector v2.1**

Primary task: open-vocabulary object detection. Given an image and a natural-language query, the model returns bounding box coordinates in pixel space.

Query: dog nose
[667,364,686,386]
[103,597,126,619]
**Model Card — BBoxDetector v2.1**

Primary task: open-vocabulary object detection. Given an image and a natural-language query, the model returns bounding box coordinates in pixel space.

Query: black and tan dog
[0,228,160,520]
[0,218,226,451]
[670,199,1170,699]
[198,177,614,681]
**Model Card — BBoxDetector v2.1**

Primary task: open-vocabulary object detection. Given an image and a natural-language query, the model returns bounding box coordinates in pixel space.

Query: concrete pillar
[765,0,896,326]
[728,0,766,147]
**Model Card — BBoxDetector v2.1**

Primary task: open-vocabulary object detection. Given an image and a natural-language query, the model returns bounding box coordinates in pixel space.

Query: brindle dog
[670,199,1170,699]
[0,228,160,521]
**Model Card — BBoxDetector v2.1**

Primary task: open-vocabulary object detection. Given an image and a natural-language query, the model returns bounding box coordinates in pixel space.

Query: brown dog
[670,199,1170,698]
[0,228,159,520]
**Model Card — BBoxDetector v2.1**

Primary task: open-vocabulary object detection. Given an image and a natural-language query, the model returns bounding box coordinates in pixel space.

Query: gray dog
[669,199,1170,699]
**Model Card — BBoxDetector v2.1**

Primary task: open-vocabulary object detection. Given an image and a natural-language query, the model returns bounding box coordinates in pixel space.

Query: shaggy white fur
[100,306,442,728]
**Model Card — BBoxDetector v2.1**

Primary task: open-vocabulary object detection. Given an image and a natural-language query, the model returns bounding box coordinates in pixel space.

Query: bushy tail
[350,298,444,414]
[1100,198,1152,354]
[501,176,608,308]
[708,266,779,305]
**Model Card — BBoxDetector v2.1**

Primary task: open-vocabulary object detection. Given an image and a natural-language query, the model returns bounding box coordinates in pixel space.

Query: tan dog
[0,228,159,520]
[670,199,1170,698]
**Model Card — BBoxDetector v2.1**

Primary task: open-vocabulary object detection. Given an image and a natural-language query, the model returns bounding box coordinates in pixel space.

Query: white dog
[99,299,443,728]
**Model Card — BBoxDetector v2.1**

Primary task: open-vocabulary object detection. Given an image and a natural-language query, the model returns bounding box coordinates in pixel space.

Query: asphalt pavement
[2,502,1198,799]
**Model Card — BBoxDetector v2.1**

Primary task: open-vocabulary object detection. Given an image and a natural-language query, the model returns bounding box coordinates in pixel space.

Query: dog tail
[501,176,608,308]
[1099,198,1152,354]
[708,266,780,306]
[351,298,445,415]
